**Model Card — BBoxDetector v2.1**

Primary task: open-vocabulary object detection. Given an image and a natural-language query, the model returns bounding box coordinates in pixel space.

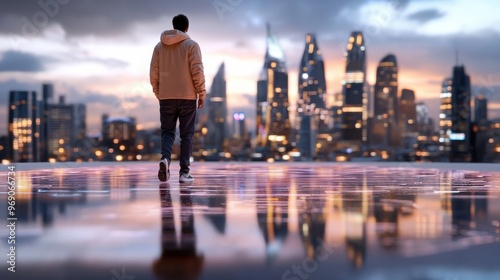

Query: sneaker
[179,173,194,183]
[158,158,170,182]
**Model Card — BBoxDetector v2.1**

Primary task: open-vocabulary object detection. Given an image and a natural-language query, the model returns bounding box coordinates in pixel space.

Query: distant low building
[101,114,137,161]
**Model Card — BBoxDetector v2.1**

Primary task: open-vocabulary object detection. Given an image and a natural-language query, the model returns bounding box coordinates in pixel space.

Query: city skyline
[1,0,500,136]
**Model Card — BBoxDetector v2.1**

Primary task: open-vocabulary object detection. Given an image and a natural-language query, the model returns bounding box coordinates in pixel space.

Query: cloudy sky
[0,0,499,136]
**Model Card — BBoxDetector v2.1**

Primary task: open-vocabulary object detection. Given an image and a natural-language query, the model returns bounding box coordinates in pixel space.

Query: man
[150,14,206,183]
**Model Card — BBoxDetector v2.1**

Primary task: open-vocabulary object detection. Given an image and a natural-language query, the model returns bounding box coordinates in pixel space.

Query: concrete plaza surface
[1,161,500,280]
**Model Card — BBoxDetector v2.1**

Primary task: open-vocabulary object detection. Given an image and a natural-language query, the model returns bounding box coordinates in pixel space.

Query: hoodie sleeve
[188,42,206,99]
[150,43,160,99]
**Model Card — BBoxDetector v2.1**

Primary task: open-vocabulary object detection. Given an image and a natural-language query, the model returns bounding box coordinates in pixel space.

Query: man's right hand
[197,98,204,109]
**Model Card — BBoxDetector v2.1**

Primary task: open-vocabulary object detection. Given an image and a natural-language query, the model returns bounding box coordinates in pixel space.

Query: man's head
[172,14,189,32]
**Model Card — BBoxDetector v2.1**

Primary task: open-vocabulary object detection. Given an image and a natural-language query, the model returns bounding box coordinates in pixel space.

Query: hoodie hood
[161,30,190,45]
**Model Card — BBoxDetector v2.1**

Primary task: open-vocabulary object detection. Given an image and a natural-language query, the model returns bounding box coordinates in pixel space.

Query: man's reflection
[152,183,204,280]
[373,192,416,250]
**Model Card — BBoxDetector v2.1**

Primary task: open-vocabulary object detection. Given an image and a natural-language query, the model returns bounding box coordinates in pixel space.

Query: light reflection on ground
[1,162,499,280]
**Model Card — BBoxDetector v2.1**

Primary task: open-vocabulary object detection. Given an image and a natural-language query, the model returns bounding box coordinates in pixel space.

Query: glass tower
[400,89,417,134]
[439,78,453,153]
[298,33,327,112]
[373,54,398,147]
[474,95,487,122]
[207,62,227,153]
[341,31,367,144]
[450,66,471,162]
[297,33,328,158]
[256,24,290,151]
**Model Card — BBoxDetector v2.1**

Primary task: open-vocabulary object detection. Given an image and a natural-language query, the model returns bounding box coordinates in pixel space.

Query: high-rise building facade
[373,54,399,147]
[474,94,487,122]
[207,62,227,152]
[8,91,40,162]
[256,24,291,151]
[439,78,453,153]
[416,102,433,136]
[486,119,500,162]
[296,33,329,159]
[297,34,327,118]
[400,89,417,134]
[40,83,54,161]
[449,66,471,162]
[341,31,367,145]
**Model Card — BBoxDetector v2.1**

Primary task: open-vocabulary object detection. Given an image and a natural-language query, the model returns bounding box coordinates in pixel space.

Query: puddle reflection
[2,163,499,279]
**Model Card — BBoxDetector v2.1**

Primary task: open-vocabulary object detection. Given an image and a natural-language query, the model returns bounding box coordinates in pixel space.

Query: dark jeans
[160,99,197,174]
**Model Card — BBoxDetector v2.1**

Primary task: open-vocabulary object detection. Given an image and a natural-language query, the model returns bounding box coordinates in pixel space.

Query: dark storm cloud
[0,0,412,38]
[0,50,45,72]
[0,0,208,37]
[407,9,445,24]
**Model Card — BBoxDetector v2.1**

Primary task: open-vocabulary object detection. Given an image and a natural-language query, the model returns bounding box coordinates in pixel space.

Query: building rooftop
[1,161,499,280]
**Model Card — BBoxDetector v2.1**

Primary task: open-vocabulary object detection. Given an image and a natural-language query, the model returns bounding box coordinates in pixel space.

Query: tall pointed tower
[297,33,328,159]
[207,62,227,152]
[341,31,367,146]
[256,24,290,151]
[298,33,327,111]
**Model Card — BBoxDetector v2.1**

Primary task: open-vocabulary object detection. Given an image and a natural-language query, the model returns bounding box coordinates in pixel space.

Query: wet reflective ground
[1,162,500,280]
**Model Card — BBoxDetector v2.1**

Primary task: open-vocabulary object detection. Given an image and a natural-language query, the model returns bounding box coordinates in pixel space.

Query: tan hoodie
[150,30,206,100]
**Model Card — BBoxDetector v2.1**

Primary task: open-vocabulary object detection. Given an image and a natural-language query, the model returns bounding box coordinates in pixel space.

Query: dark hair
[172,14,189,32]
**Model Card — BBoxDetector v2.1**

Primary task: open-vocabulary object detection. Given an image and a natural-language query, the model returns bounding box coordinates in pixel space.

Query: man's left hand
[198,98,204,109]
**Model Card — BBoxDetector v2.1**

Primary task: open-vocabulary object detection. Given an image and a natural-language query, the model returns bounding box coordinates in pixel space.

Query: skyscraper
[296,33,329,159]
[341,31,367,145]
[474,94,488,122]
[400,89,417,134]
[439,78,453,153]
[8,91,40,162]
[207,62,227,153]
[450,66,471,162]
[298,33,327,113]
[473,95,489,162]
[40,83,54,161]
[373,54,398,147]
[256,24,290,151]
[416,102,433,136]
